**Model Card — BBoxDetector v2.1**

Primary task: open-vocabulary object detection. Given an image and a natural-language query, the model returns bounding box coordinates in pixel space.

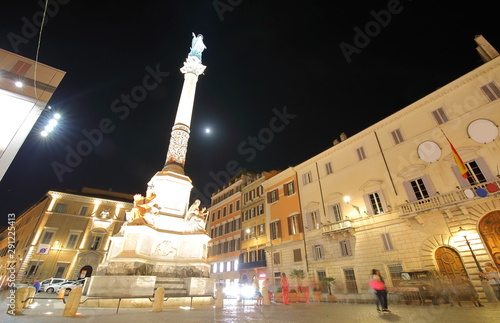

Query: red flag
[444,136,468,178]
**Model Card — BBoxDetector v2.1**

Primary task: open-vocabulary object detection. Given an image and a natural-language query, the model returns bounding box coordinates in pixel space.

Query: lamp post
[458,227,484,274]
[458,227,499,303]
[343,196,360,214]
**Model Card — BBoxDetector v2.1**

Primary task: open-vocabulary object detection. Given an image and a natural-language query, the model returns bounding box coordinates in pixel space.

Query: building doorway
[79,265,93,279]
[435,246,466,280]
[479,210,500,271]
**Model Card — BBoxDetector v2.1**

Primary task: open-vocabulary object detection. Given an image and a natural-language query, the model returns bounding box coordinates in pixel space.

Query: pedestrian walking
[479,262,500,301]
[33,279,41,293]
[281,273,289,305]
[370,269,390,313]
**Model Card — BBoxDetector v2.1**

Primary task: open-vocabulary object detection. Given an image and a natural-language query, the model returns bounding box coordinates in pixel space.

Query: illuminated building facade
[0,187,132,287]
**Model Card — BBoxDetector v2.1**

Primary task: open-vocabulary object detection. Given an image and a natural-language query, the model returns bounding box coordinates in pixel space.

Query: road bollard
[152,287,164,312]
[23,287,36,308]
[57,287,66,299]
[215,283,224,308]
[62,285,82,317]
[7,287,29,315]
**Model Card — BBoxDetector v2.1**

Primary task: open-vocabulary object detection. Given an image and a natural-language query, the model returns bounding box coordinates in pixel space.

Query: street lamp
[458,227,484,274]
[343,196,360,214]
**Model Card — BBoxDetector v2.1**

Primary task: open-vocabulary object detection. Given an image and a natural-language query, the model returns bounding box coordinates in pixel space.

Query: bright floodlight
[343,196,351,203]
[54,113,61,119]
[15,81,23,88]
[41,131,48,137]
[49,119,58,126]
[44,124,54,132]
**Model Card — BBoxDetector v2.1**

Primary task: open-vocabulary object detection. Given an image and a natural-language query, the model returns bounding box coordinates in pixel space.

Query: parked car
[56,280,85,295]
[40,278,68,292]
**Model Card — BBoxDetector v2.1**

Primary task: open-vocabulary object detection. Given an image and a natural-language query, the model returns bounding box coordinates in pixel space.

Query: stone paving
[1,291,499,323]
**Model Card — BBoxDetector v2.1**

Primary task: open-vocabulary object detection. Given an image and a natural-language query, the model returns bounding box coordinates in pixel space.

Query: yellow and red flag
[441,129,468,178]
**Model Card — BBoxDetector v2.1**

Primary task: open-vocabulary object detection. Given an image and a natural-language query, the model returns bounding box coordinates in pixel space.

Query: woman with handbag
[370,269,390,313]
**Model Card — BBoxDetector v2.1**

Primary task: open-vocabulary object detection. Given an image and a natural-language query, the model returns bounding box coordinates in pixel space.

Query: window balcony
[322,220,353,234]
[398,179,500,217]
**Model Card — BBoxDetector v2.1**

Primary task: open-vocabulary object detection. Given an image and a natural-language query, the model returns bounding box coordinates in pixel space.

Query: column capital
[180,56,207,76]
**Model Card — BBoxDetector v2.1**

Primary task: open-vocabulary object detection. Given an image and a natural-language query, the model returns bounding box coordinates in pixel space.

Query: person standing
[281,273,289,305]
[479,262,500,301]
[370,269,390,313]
[33,279,41,293]
[262,278,271,305]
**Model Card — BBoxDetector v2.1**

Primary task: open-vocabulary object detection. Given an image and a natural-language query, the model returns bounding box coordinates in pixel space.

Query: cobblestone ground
[1,291,499,323]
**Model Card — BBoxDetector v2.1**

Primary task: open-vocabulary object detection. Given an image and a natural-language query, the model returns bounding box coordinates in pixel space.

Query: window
[431,107,449,125]
[257,186,263,196]
[329,203,343,222]
[302,172,312,185]
[293,248,302,262]
[381,233,395,251]
[79,206,89,216]
[365,191,385,215]
[284,181,295,195]
[236,200,240,211]
[313,245,324,260]
[223,207,227,217]
[388,264,403,286]
[267,189,279,203]
[288,214,304,235]
[258,204,264,215]
[66,233,80,249]
[41,230,55,244]
[88,233,104,250]
[306,210,321,230]
[411,178,429,200]
[317,270,328,293]
[250,190,255,200]
[452,158,495,188]
[270,221,281,240]
[217,210,221,220]
[273,252,281,265]
[343,268,358,293]
[274,272,282,288]
[391,129,405,145]
[325,162,333,175]
[258,224,265,236]
[465,160,487,185]
[481,82,500,101]
[53,203,67,213]
[250,208,255,218]
[339,240,352,257]
[356,147,366,161]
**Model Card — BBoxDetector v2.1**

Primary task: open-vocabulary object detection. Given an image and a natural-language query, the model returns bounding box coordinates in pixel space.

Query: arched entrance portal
[479,210,500,271]
[79,265,93,279]
[435,246,467,280]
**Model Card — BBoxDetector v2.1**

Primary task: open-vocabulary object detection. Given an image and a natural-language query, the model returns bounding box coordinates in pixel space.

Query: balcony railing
[322,220,353,234]
[398,179,500,217]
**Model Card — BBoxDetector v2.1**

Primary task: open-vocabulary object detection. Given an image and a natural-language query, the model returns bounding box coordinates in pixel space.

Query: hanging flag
[441,129,468,178]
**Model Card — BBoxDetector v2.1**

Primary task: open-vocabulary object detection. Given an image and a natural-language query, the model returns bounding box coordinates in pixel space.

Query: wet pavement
[1,291,499,323]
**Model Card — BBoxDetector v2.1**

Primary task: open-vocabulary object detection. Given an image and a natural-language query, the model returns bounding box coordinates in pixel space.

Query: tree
[321,277,336,295]
[290,269,305,292]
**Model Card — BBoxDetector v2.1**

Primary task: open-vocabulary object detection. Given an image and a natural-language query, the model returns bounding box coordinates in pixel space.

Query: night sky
[0,0,499,229]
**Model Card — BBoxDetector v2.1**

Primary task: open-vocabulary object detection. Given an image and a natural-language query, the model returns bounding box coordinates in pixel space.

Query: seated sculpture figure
[185,199,208,233]
[127,189,159,225]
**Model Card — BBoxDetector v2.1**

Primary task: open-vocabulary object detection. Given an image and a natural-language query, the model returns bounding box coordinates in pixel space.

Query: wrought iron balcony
[322,220,353,234]
[398,179,500,217]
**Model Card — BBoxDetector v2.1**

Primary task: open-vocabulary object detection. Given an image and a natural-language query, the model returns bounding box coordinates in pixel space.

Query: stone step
[155,278,188,296]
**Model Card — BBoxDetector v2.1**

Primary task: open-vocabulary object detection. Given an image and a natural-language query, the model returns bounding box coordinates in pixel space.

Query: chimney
[340,132,347,141]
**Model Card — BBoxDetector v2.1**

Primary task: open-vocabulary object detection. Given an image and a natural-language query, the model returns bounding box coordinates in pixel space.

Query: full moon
[205,128,211,134]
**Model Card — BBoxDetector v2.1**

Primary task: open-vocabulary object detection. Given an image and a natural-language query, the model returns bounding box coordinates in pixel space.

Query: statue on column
[188,33,206,62]
[126,187,160,225]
